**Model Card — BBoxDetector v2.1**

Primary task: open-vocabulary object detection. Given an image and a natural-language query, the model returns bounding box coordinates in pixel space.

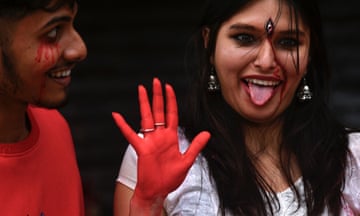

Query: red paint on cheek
[35,42,60,67]
[34,42,60,101]
[35,43,59,65]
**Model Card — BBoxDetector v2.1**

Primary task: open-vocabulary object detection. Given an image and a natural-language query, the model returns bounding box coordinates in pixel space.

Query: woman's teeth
[245,78,280,87]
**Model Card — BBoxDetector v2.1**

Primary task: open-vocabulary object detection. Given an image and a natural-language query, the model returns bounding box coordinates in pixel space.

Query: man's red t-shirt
[0,105,84,216]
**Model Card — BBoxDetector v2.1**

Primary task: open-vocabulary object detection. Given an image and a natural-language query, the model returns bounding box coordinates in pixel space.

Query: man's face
[0,2,87,108]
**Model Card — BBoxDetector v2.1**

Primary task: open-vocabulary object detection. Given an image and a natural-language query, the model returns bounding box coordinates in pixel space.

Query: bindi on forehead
[265,18,275,36]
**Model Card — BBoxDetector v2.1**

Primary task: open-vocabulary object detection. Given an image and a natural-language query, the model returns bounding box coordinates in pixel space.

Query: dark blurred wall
[59,1,360,215]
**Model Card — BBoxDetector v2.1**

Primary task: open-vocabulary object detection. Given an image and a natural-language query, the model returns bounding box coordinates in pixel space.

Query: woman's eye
[278,38,299,49]
[233,34,255,45]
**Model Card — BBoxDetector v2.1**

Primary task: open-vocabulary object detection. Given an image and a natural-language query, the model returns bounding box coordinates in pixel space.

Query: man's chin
[34,98,69,109]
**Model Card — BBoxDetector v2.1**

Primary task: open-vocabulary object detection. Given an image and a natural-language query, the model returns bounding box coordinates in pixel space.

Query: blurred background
[59,1,360,215]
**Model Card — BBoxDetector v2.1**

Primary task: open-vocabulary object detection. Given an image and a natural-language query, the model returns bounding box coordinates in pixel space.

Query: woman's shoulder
[342,132,360,214]
[349,131,360,142]
[348,131,360,142]
[347,131,360,173]
[348,132,360,156]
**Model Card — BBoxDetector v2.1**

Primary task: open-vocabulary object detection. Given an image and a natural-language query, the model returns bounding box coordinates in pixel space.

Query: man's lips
[47,69,72,86]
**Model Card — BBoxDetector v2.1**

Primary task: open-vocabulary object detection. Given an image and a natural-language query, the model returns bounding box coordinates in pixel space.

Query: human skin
[206,0,310,124]
[202,0,309,192]
[112,78,210,216]
[113,0,311,215]
[0,2,87,142]
[0,3,87,109]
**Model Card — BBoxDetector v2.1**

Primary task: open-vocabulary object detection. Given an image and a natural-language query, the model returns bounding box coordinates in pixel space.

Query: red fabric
[113,78,210,211]
[0,105,84,216]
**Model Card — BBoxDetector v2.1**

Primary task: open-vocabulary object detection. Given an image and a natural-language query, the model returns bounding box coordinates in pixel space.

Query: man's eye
[45,27,59,42]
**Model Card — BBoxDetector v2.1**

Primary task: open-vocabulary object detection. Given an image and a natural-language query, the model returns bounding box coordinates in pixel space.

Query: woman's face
[209,0,310,124]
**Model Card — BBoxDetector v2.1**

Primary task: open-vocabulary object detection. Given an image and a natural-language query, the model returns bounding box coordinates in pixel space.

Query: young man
[0,0,87,215]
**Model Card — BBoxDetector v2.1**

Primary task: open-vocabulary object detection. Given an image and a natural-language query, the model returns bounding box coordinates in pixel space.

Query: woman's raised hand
[112,77,210,205]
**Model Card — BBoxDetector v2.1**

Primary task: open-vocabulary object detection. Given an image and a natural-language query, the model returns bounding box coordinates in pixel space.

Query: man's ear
[0,48,3,76]
[202,27,210,48]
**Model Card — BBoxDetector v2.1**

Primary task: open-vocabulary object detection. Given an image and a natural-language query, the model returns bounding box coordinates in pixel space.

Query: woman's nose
[253,38,277,72]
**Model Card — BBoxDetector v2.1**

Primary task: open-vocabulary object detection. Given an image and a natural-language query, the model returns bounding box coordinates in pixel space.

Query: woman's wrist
[129,194,165,216]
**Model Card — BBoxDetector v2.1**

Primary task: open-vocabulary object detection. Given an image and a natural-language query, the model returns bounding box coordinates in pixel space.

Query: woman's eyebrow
[277,30,307,37]
[229,23,307,37]
[229,23,258,31]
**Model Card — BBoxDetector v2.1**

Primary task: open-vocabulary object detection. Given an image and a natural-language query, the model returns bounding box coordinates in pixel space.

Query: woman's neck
[243,119,301,192]
[243,119,283,155]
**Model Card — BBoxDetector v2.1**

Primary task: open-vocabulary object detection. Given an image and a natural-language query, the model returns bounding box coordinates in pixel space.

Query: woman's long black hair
[180,0,350,215]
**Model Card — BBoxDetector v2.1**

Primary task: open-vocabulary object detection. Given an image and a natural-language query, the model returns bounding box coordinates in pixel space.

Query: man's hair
[0,0,77,20]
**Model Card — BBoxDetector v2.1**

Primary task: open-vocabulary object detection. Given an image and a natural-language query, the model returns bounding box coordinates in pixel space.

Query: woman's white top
[117,131,360,215]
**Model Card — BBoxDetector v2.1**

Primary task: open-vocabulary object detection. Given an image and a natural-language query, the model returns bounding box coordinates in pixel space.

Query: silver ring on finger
[154,122,166,127]
[140,128,155,133]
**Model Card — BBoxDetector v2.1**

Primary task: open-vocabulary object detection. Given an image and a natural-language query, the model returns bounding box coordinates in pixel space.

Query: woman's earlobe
[202,27,214,64]
[202,27,210,48]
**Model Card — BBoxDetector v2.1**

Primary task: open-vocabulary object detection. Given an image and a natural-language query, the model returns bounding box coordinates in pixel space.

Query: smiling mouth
[244,78,281,87]
[243,78,282,106]
[48,69,71,78]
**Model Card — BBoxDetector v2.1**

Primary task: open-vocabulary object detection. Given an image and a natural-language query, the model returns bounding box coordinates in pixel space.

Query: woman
[113,0,360,215]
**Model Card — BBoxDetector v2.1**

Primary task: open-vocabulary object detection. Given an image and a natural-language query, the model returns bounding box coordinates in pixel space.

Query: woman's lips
[243,77,281,106]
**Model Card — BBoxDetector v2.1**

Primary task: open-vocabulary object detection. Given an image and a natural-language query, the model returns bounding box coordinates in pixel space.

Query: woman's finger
[112,112,143,153]
[152,78,166,129]
[138,85,155,136]
[184,131,210,166]
[165,83,178,130]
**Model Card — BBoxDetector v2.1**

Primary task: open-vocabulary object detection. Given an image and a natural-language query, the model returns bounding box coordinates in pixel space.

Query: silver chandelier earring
[208,66,220,92]
[297,77,312,101]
